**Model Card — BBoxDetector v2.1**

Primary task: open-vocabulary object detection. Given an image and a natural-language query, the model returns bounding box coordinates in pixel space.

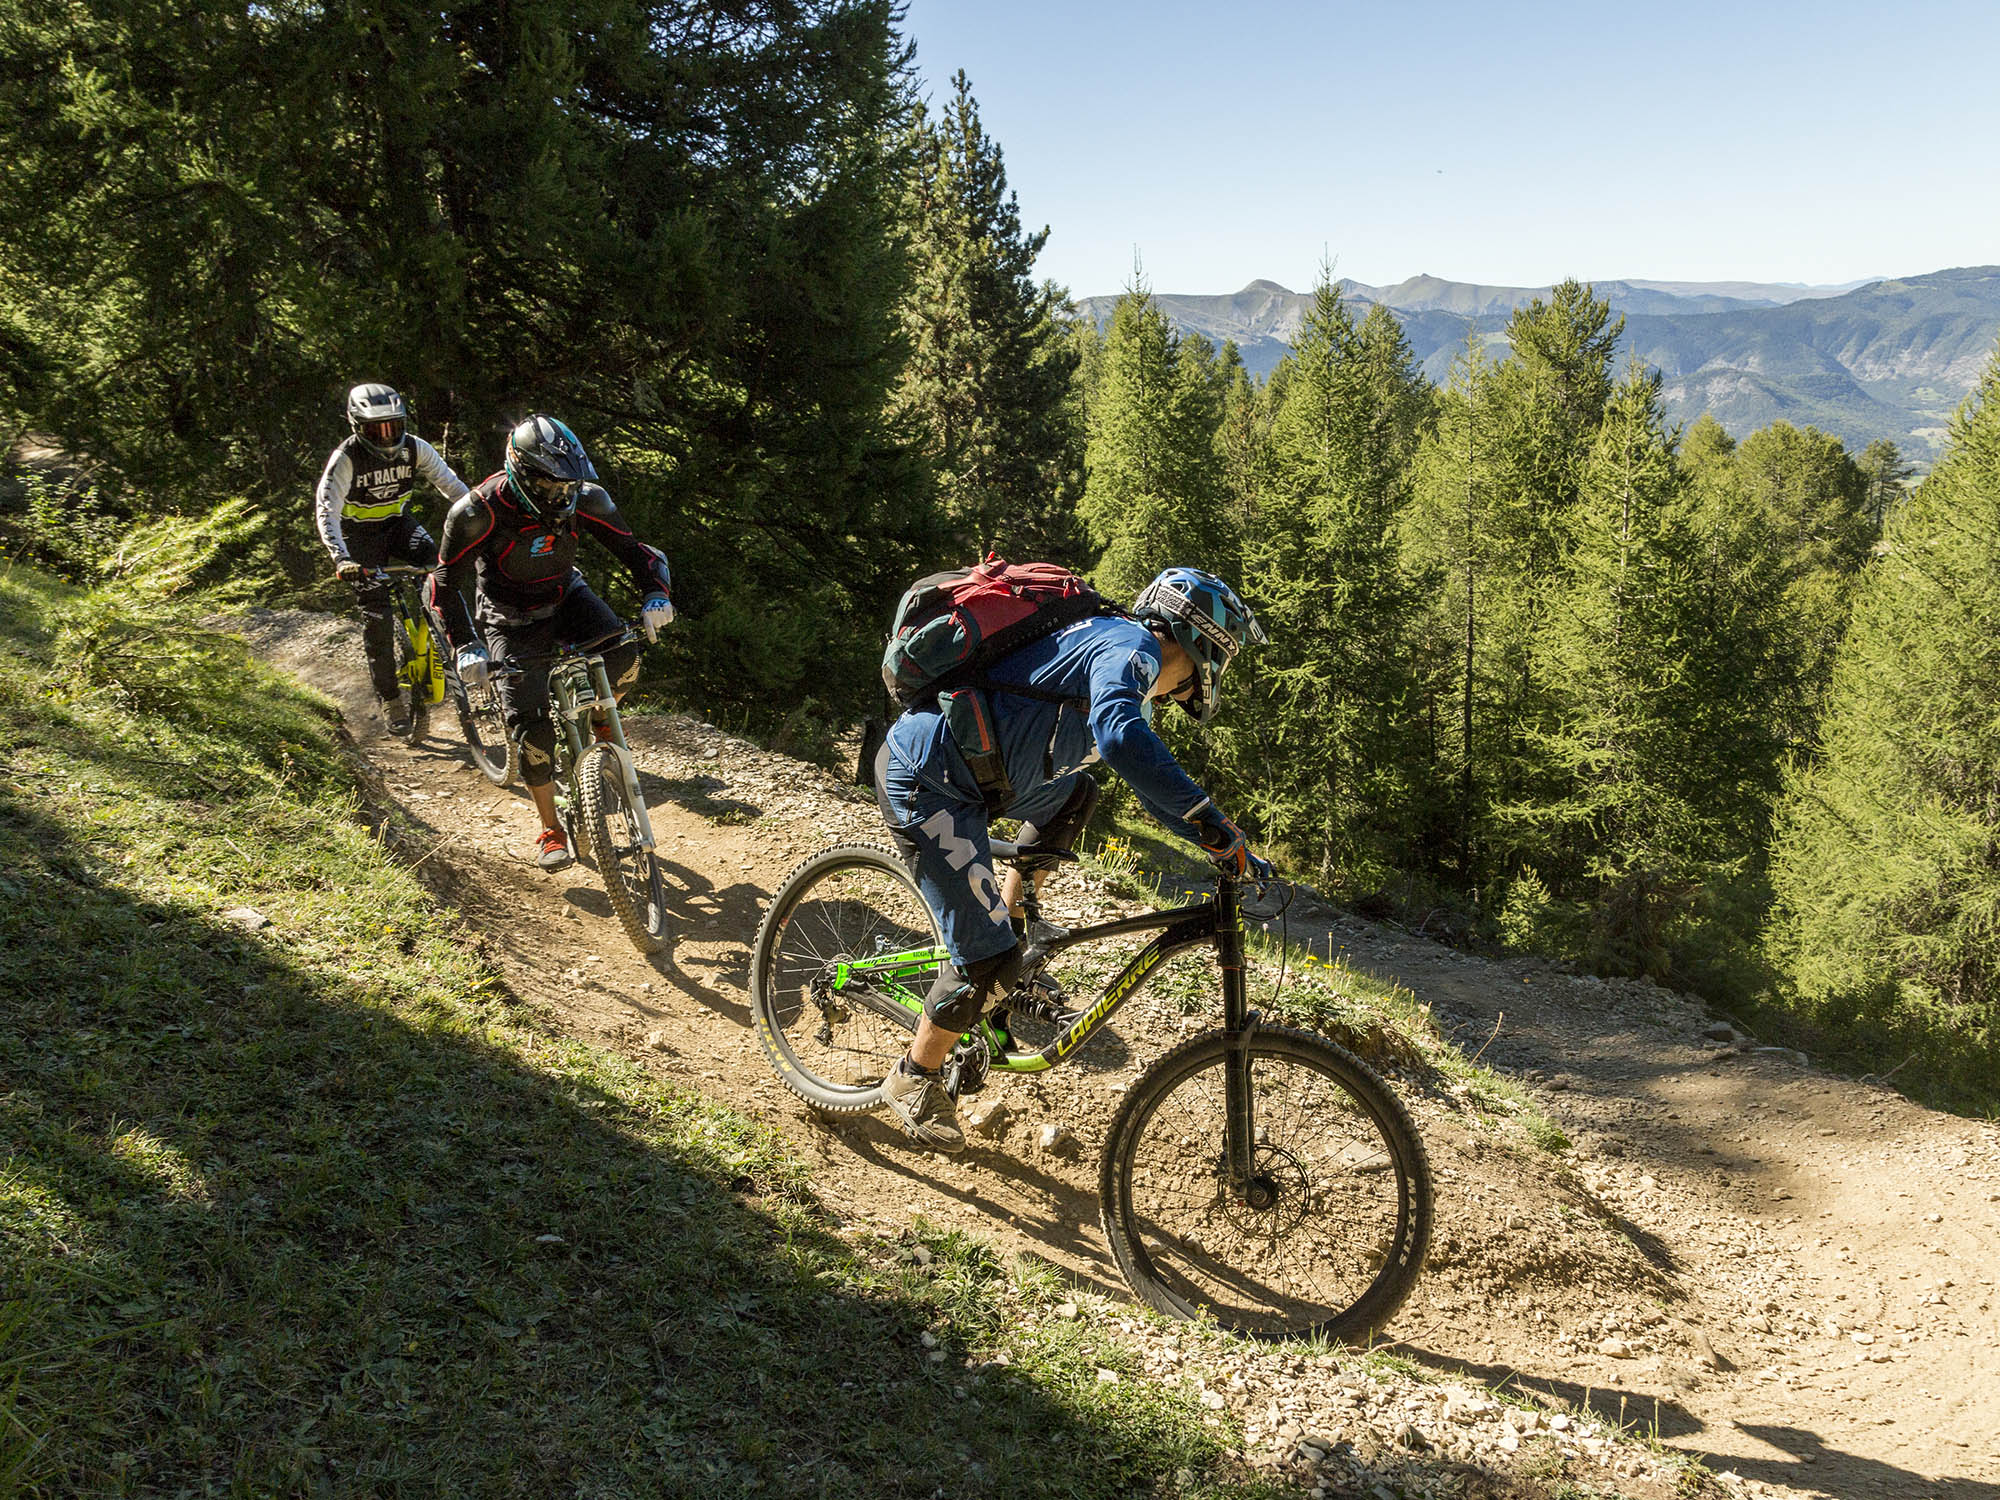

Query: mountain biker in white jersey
[314,383,469,735]
[874,566,1271,1152]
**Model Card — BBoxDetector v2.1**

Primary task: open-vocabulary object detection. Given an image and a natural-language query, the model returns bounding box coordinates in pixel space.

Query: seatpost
[1018,877,1042,926]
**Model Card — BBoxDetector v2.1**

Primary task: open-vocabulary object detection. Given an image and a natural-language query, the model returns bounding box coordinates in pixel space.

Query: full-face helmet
[347,383,408,459]
[1130,567,1266,724]
[503,414,596,523]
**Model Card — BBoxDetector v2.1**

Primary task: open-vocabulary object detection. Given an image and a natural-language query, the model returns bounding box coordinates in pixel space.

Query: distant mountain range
[1075,268,2000,460]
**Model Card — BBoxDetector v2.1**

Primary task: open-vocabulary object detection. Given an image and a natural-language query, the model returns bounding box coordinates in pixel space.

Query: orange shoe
[536,827,574,871]
[592,721,616,745]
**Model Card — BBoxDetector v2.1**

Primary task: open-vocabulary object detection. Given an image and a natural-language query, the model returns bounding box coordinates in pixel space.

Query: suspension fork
[1216,878,1266,1202]
[580,657,660,853]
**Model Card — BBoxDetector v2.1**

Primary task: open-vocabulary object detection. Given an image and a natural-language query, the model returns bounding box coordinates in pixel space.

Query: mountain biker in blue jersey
[874,566,1270,1152]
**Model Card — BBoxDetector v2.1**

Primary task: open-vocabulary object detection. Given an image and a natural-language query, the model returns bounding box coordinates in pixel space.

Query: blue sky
[900,0,2000,297]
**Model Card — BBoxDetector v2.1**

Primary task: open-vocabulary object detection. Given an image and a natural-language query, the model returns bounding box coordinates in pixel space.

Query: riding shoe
[879,1059,966,1154]
[536,827,574,871]
[382,698,412,737]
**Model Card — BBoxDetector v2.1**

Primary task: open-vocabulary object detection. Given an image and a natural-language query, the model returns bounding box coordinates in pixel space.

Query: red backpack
[879,557,1122,811]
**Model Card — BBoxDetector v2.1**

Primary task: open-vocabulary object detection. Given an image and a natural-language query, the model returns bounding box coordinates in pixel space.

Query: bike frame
[827,871,1265,1195]
[376,565,447,704]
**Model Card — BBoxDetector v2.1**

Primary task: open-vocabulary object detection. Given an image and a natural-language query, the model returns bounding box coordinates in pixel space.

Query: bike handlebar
[485,624,640,677]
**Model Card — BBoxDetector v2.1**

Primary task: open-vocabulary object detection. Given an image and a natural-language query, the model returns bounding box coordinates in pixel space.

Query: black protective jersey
[429,472,671,651]
[314,433,466,561]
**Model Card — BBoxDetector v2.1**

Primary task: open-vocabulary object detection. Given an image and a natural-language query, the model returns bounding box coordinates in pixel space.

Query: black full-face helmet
[1131,567,1267,724]
[503,414,596,523]
[347,383,408,459]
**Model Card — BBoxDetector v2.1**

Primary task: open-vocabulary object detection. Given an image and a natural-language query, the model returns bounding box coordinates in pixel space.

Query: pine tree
[1078,284,1238,602]
[1494,279,1625,579]
[1529,366,1789,974]
[1694,421,1875,748]
[1766,346,2000,1081]
[1857,438,1916,532]
[1229,276,1431,883]
[1402,334,1509,879]
[1467,280,1627,868]
[891,72,1082,565]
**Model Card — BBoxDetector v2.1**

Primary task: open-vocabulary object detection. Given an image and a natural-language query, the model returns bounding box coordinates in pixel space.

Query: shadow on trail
[832,1116,1128,1299]
[1711,1423,2000,1500]
[1400,1346,2000,1499]
[641,768,761,825]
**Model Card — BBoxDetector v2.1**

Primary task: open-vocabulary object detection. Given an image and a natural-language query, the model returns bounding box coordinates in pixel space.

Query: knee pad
[1021,774,1099,853]
[606,645,641,693]
[923,945,1023,1032]
[518,726,557,787]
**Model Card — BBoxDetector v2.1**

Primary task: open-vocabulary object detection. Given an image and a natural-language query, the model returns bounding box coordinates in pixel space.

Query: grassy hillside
[0,563,1256,1498]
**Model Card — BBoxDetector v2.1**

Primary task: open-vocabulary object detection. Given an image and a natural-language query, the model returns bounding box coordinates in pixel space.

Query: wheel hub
[1222,1144,1311,1235]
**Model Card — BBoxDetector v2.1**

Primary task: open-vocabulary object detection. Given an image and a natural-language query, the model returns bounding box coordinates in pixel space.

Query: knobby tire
[391,619,429,744]
[451,675,516,786]
[1100,1025,1432,1342]
[750,845,936,1113]
[577,742,666,954]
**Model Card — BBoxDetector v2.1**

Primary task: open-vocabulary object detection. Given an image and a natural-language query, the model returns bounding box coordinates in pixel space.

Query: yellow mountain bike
[374,564,514,785]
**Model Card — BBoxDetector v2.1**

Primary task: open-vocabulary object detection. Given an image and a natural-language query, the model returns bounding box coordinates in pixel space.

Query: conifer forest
[3,0,1996,1106]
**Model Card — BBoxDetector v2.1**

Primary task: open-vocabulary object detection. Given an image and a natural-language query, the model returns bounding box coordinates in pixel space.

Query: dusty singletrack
[239,609,2000,1500]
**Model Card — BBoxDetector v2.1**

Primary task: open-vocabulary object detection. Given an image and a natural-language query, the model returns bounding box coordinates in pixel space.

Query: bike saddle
[989,838,1077,871]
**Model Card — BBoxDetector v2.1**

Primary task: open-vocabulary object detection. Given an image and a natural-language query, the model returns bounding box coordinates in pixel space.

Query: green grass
[0,563,1266,1498]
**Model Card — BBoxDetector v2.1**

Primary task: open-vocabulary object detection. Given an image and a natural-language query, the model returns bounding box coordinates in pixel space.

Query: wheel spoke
[754,853,935,1099]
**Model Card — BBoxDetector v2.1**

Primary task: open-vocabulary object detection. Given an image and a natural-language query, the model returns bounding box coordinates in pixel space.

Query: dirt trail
[240,609,2000,1500]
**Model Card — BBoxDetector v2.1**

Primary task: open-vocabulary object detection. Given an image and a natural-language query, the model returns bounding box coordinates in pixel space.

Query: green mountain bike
[749,842,1433,1341]
[494,625,670,953]
[374,564,513,784]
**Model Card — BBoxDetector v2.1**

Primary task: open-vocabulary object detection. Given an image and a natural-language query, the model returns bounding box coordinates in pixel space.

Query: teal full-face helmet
[503,414,596,523]
[1130,567,1266,723]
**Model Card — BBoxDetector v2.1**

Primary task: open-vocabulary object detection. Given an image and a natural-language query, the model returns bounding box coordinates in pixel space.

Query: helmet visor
[526,473,579,510]
[362,418,404,448]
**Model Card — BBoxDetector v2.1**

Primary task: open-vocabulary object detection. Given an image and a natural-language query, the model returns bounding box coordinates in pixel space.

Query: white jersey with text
[314,433,468,562]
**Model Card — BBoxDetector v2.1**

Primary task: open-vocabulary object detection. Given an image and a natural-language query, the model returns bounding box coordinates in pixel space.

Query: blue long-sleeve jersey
[883,614,1220,847]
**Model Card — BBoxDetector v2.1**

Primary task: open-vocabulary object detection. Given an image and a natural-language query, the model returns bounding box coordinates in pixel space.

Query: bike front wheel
[1100,1025,1432,1342]
[576,742,667,953]
[451,675,516,785]
[750,845,936,1112]
[390,620,430,743]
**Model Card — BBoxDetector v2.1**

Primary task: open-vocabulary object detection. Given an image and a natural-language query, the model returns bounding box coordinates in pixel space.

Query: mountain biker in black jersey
[315,383,470,734]
[429,414,674,872]
[874,566,1271,1152]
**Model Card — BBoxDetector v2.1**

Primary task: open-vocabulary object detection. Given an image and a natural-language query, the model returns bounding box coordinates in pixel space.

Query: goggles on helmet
[525,473,579,508]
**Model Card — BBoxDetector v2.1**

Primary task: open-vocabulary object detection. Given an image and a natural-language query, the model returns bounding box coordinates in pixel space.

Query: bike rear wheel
[576,742,667,953]
[1100,1025,1431,1341]
[750,845,936,1112]
[451,674,516,785]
